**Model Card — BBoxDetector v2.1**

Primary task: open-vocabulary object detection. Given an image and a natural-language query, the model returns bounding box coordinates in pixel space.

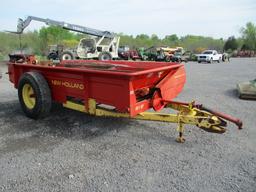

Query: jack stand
[176,113,185,143]
[176,131,185,143]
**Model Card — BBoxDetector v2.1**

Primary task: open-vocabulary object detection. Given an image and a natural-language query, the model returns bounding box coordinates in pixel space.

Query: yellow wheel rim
[22,84,36,109]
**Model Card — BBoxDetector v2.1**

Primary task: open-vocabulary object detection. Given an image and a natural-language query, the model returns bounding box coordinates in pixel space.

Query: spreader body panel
[8,60,186,116]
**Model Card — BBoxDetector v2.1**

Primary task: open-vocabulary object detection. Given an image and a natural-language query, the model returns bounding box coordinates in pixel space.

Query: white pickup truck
[197,50,222,63]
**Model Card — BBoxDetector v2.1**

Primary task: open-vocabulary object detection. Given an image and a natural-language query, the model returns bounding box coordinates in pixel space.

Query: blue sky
[1,0,255,39]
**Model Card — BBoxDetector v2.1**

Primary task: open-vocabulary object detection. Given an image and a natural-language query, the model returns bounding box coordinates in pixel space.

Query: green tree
[224,36,238,51]
[135,34,152,48]
[162,34,179,46]
[179,35,224,52]
[151,34,159,41]
[240,22,256,50]
[38,26,75,54]
[135,34,150,40]
[119,34,136,48]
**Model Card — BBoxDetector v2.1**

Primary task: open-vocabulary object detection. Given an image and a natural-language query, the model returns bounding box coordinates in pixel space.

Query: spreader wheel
[18,72,52,119]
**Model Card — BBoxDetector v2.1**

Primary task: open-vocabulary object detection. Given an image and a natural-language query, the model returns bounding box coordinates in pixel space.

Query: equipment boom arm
[17,16,114,38]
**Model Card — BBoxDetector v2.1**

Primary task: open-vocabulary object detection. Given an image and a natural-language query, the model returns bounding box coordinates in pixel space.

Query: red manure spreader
[7,55,242,143]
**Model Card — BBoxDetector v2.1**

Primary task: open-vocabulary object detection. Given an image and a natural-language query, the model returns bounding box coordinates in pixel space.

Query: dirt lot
[0,58,256,192]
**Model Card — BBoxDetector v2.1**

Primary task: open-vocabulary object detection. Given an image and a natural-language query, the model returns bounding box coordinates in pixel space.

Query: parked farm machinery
[11,16,120,61]
[7,55,242,143]
[141,46,184,62]
[118,46,143,60]
[117,46,185,62]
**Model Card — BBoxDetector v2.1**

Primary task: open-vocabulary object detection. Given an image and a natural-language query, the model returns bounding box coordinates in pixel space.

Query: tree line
[0,22,255,60]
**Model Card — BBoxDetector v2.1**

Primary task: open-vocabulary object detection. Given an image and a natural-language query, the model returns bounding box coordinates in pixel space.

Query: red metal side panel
[46,72,86,103]
[156,65,186,100]
[88,76,130,112]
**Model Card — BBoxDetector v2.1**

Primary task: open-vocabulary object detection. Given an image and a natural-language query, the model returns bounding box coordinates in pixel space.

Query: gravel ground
[0,58,256,192]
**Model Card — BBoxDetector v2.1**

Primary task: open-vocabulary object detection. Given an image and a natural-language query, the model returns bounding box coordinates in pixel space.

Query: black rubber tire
[198,61,201,63]
[98,52,112,61]
[60,51,74,61]
[47,52,57,60]
[209,58,213,64]
[18,72,52,119]
[165,56,171,62]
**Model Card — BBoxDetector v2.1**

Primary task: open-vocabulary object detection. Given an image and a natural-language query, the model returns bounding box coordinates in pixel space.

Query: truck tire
[18,72,52,119]
[98,52,112,61]
[222,55,226,62]
[60,51,74,61]
[208,58,213,64]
